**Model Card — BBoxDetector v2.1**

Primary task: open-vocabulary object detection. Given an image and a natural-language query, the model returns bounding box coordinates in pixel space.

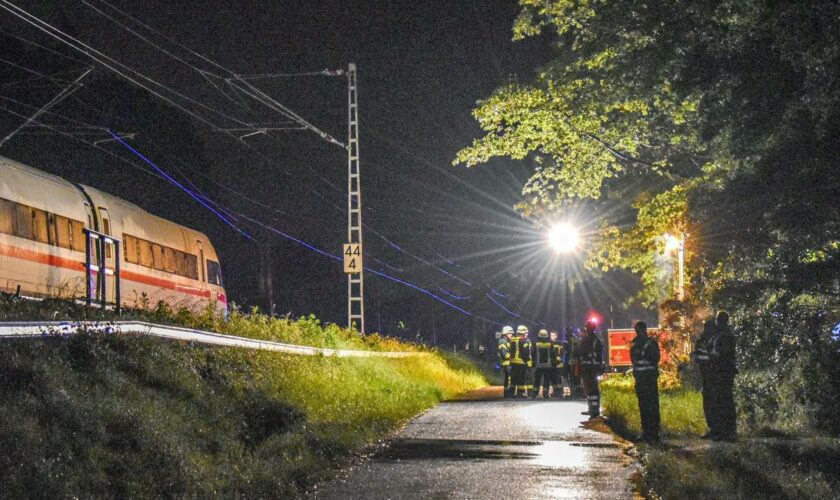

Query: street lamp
[548,223,579,253]
[664,232,685,300]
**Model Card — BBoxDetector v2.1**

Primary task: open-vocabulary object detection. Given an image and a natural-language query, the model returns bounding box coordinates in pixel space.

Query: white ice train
[0,155,227,312]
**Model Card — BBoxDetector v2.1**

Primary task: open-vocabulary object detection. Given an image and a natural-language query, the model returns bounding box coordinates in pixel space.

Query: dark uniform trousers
[634,371,660,440]
[707,373,736,437]
[706,331,737,439]
[511,364,527,391]
[580,365,600,416]
[533,368,551,396]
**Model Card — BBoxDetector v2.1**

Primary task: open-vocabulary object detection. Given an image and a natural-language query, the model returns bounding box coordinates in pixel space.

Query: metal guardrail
[0,321,429,358]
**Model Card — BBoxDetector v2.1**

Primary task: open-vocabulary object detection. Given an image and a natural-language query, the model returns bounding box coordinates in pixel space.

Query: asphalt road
[311,387,641,499]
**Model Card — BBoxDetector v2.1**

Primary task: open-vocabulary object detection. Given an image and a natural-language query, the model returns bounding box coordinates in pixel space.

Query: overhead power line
[82,0,344,148]
[0,0,251,130]
[0,67,92,148]
[1,1,543,324]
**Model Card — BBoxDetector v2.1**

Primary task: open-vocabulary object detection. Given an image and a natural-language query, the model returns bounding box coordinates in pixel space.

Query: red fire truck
[606,327,672,371]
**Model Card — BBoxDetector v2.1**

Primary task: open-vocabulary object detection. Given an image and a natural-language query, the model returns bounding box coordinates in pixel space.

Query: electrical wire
[0,27,88,64]
[87,0,343,147]
[0,3,543,324]
[0,1,252,130]
[108,130,254,240]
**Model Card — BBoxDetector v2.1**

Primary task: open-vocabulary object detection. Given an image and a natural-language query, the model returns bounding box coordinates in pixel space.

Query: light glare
[664,233,681,252]
[548,223,579,253]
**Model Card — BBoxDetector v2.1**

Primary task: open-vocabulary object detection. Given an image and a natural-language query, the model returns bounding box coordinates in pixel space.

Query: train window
[0,198,13,235]
[173,250,183,276]
[184,253,198,280]
[32,208,49,244]
[71,221,86,253]
[207,260,223,287]
[54,215,71,249]
[139,239,153,268]
[152,244,165,271]
[123,235,137,263]
[98,209,111,258]
[13,204,33,240]
[163,246,176,273]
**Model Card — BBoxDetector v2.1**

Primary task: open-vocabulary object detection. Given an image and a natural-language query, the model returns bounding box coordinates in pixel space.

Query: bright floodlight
[548,223,579,253]
[664,233,681,252]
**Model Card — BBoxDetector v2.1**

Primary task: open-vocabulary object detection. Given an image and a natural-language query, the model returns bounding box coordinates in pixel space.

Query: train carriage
[0,155,227,313]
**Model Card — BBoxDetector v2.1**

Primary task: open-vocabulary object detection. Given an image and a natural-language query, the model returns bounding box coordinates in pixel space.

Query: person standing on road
[576,320,605,417]
[549,330,566,398]
[708,311,737,441]
[509,325,530,398]
[532,329,553,398]
[564,327,580,396]
[630,321,660,443]
[518,325,534,398]
[498,326,514,398]
[692,319,718,438]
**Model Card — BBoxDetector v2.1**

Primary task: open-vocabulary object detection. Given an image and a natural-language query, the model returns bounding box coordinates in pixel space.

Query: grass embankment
[601,373,840,498]
[0,298,486,497]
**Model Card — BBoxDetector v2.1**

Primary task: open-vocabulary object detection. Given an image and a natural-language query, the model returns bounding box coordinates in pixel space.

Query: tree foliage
[456,0,840,303]
[457,0,840,429]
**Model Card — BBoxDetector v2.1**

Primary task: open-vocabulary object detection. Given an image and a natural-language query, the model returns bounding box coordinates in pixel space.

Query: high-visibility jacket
[693,333,713,364]
[551,342,564,368]
[497,338,511,366]
[630,336,660,374]
[510,336,532,365]
[708,328,737,378]
[576,334,603,369]
[534,338,553,368]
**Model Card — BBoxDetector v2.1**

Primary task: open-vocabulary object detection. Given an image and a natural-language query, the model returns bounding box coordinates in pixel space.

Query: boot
[588,396,600,418]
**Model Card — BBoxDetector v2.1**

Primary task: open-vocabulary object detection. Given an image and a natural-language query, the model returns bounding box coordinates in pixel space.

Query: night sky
[0,1,655,342]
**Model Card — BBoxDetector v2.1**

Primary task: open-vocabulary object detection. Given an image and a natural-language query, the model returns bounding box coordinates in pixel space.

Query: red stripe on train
[0,241,223,302]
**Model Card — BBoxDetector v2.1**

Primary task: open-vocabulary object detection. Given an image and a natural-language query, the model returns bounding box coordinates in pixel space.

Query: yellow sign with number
[343,243,362,274]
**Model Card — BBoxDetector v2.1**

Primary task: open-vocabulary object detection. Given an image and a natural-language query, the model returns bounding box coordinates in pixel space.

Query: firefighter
[519,325,533,398]
[509,325,531,398]
[533,329,553,398]
[576,319,604,417]
[564,326,580,396]
[707,311,737,441]
[549,330,566,398]
[630,321,660,443]
[498,326,514,398]
[692,319,718,438]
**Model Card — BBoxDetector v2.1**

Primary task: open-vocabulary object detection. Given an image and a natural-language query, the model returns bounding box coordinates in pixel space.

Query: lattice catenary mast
[346,63,364,334]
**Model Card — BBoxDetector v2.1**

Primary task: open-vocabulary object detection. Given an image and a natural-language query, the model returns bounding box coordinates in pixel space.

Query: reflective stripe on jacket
[498,338,510,366]
[577,335,603,367]
[510,337,525,365]
[534,340,552,368]
[551,342,564,368]
[631,337,660,373]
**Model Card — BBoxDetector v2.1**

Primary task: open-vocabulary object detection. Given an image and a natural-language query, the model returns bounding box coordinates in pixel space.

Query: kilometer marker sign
[343,243,362,274]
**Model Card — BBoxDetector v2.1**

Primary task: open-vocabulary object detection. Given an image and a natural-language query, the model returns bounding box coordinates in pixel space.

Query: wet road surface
[311,387,640,499]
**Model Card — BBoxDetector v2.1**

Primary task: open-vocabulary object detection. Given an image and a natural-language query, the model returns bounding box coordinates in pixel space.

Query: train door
[196,239,207,290]
[98,207,116,304]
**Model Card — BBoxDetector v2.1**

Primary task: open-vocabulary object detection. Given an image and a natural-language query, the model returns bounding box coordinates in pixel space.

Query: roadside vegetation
[0,296,486,497]
[601,372,840,498]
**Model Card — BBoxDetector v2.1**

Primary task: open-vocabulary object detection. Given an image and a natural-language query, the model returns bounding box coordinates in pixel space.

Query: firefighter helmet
[502,325,514,336]
[538,329,549,338]
[516,325,529,335]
